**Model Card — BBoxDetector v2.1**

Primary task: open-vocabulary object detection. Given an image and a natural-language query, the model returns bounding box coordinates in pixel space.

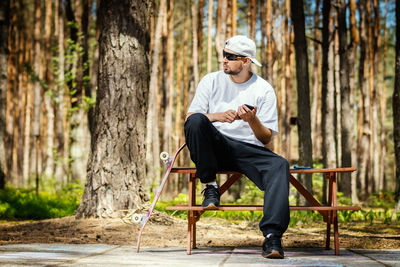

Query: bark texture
[0,0,10,189]
[76,0,150,218]
[291,0,313,194]
[322,0,336,169]
[393,0,400,215]
[337,0,353,196]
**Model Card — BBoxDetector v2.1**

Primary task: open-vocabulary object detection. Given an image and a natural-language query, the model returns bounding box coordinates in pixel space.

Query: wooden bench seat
[167,204,360,211]
[166,167,361,255]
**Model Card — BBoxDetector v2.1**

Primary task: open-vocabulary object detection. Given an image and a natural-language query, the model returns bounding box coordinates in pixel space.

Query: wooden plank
[171,167,356,175]
[166,205,361,211]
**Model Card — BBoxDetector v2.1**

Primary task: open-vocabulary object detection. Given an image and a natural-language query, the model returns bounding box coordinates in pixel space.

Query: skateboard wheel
[160,152,169,161]
[132,213,144,223]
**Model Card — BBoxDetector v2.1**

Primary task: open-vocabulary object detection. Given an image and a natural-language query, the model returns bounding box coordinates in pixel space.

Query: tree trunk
[22,3,32,186]
[231,0,237,36]
[337,0,353,197]
[280,0,293,161]
[197,0,204,77]
[164,0,176,197]
[322,0,336,203]
[248,0,256,40]
[260,0,267,78]
[32,0,42,194]
[371,0,381,192]
[0,0,10,189]
[381,0,389,192]
[291,0,313,195]
[54,0,68,185]
[162,0,174,156]
[145,0,166,189]
[357,0,371,200]
[349,0,359,203]
[76,0,150,218]
[215,0,227,68]
[311,0,322,161]
[190,0,199,98]
[262,0,273,83]
[43,0,55,179]
[206,0,213,73]
[393,0,400,217]
[334,14,341,168]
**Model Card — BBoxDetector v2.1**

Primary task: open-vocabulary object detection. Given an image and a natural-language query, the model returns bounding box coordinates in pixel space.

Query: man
[184,35,290,259]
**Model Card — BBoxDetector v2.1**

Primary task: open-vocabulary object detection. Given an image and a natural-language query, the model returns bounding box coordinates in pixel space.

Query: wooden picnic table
[166,167,360,255]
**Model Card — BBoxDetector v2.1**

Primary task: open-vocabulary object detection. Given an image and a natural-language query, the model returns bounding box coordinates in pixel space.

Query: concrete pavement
[0,243,399,266]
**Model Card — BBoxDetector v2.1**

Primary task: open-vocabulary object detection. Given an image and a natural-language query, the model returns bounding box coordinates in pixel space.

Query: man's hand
[237,105,272,145]
[207,110,239,123]
[237,105,257,122]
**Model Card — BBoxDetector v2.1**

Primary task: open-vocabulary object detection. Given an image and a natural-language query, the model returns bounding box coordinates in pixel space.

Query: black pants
[184,113,290,237]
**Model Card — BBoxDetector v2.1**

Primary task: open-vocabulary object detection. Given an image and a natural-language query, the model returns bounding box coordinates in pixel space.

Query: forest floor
[0,210,399,250]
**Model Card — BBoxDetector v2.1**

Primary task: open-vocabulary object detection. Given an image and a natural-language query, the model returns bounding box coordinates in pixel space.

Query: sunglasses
[223,50,247,61]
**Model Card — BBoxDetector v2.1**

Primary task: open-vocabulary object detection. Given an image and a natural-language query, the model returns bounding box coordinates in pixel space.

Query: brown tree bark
[163,0,176,197]
[43,0,55,179]
[146,0,166,189]
[311,0,322,161]
[357,0,371,199]
[22,0,32,186]
[197,0,204,77]
[248,0,256,40]
[0,0,10,189]
[260,0,267,78]
[215,0,227,68]
[349,0,359,203]
[334,13,341,168]
[32,0,42,194]
[291,0,313,195]
[261,0,274,83]
[279,0,293,161]
[393,0,400,217]
[322,0,336,203]
[381,0,389,192]
[54,0,68,185]
[337,0,354,197]
[76,0,150,218]
[162,0,174,155]
[13,0,25,186]
[190,0,199,97]
[371,0,381,192]
[231,0,237,36]
[206,0,213,73]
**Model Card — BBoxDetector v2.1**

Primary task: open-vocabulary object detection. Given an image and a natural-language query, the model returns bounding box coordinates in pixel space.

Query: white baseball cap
[224,35,262,67]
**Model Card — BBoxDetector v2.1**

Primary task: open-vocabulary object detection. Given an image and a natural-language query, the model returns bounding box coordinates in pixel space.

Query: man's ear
[245,57,252,65]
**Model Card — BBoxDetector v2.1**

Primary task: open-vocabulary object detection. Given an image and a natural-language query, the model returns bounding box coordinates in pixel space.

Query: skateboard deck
[136,143,186,253]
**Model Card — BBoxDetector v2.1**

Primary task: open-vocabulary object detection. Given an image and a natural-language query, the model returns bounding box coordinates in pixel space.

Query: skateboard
[136,143,186,253]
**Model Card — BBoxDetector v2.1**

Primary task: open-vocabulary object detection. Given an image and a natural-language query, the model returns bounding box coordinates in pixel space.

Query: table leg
[187,173,197,254]
[187,212,193,255]
[325,172,334,250]
[333,211,339,255]
[326,215,331,250]
[330,172,340,255]
[193,220,197,249]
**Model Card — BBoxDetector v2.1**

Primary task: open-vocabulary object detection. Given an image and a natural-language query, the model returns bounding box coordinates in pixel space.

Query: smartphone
[245,104,254,110]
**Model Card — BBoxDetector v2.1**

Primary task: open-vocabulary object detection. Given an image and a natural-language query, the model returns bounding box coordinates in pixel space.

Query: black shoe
[262,233,284,259]
[201,185,220,209]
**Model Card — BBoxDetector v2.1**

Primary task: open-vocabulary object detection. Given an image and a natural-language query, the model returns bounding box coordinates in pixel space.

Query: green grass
[1,180,399,226]
[0,184,83,220]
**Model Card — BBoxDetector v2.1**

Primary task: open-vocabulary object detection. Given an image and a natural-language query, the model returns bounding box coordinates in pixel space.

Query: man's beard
[223,65,243,75]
